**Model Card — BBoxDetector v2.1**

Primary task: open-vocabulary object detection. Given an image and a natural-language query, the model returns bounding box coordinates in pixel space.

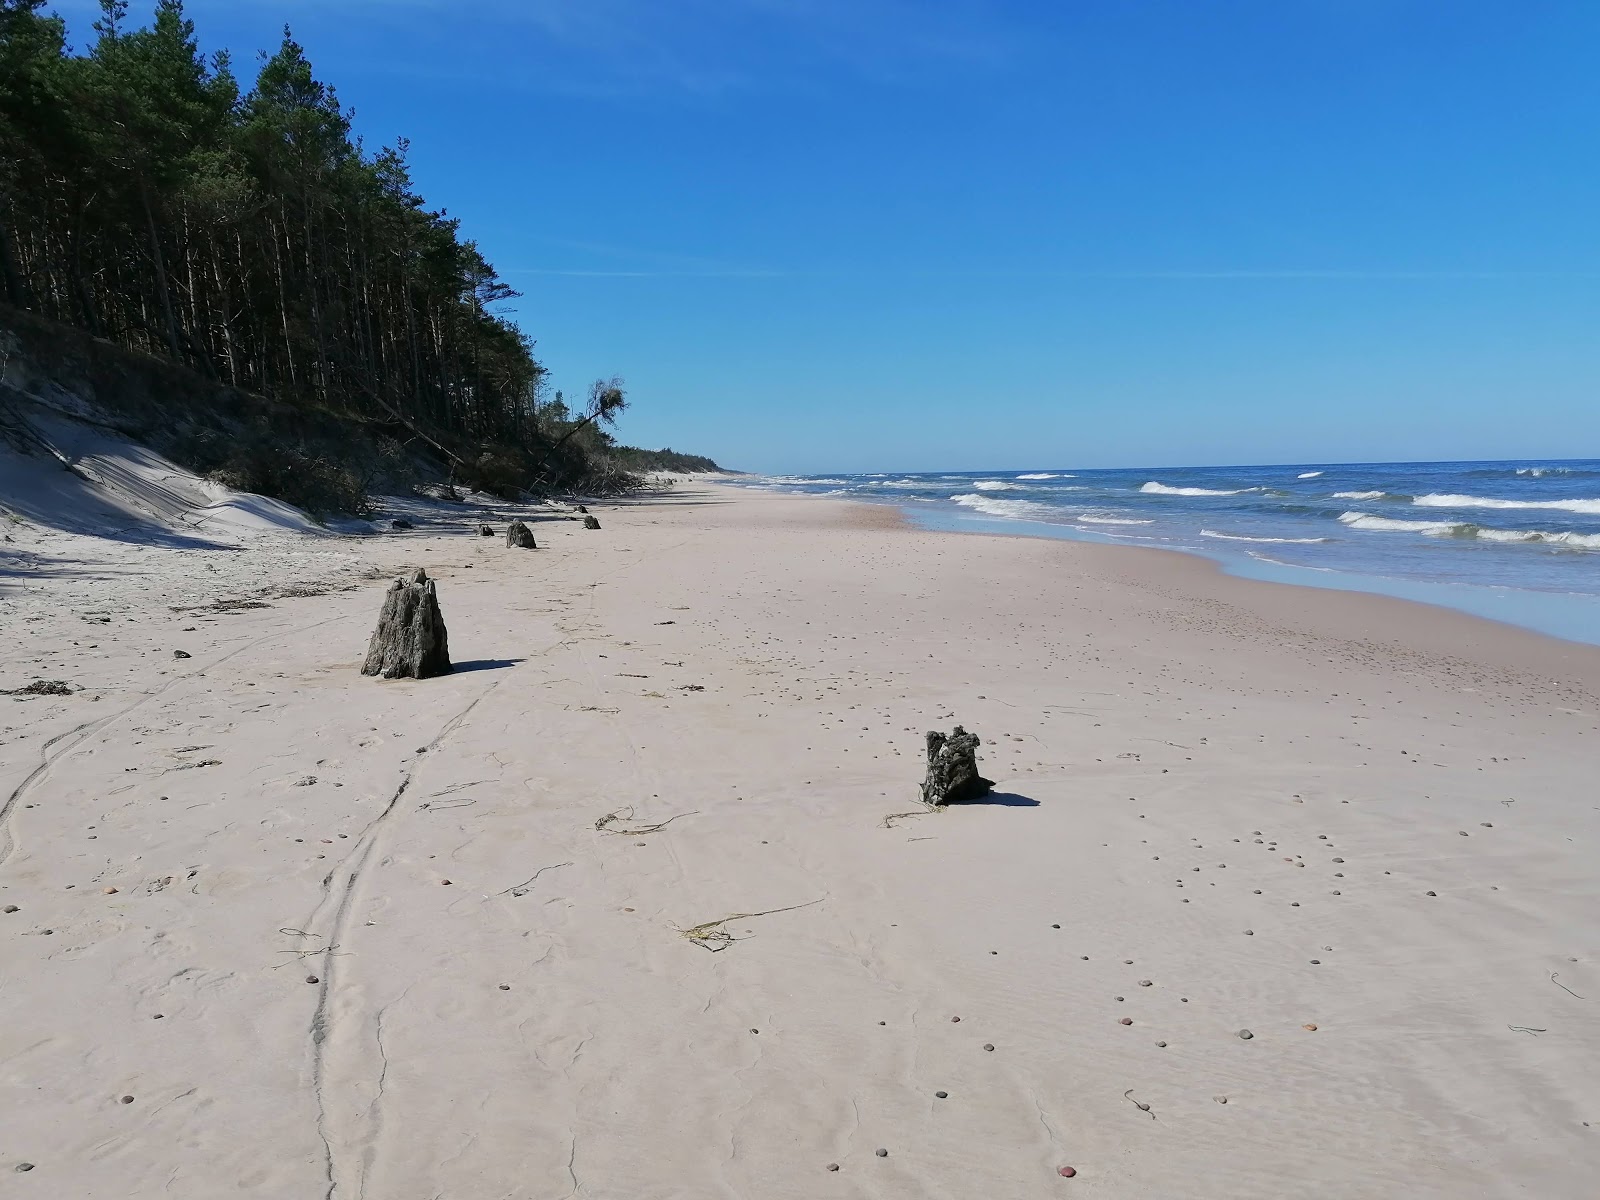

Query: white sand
[2,481,1597,1198]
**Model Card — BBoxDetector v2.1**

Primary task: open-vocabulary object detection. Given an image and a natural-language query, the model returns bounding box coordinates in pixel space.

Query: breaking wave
[1140,481,1254,497]
[1076,514,1155,525]
[1412,493,1600,515]
[972,480,1023,491]
[1016,472,1070,480]
[1297,471,1324,479]
[1340,512,1600,549]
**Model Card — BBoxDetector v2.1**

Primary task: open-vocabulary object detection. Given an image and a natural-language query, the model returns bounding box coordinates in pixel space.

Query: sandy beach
[3,480,1598,1199]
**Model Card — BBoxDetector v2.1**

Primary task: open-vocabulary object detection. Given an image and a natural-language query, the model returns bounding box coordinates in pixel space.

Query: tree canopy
[0,1,690,497]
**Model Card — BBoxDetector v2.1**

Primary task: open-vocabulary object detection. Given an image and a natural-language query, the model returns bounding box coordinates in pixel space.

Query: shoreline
[731,481,1600,650]
[2,481,1596,1198]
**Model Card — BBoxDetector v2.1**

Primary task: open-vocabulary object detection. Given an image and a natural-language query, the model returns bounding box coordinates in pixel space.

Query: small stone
[935,1090,948,1099]
[1425,890,1437,897]
[441,879,452,886]
[1237,1029,1253,1040]
[1303,1023,1318,1031]
[1155,1041,1167,1047]
[1213,1095,1228,1104]
[825,1163,839,1172]
[173,650,191,659]
[499,984,510,991]
[1244,929,1254,936]
[750,1028,759,1034]
[120,1095,134,1104]
[983,1043,995,1051]
[1051,923,1060,929]
[1138,979,1152,986]
[1119,1018,1133,1025]
[950,1016,960,1023]
[1115,996,1125,1002]
[875,1148,888,1158]
[15,1163,34,1172]
[306,975,319,984]
[103,886,118,894]
[3,905,17,913]
[1058,1165,1077,1177]
[1310,959,1321,964]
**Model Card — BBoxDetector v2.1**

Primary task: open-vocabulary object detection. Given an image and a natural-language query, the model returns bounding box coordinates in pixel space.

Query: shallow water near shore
[734,460,1600,646]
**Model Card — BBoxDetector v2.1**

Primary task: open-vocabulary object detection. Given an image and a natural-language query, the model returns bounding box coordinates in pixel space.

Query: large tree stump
[361,569,452,679]
[583,515,601,530]
[506,521,536,549]
[921,726,993,806]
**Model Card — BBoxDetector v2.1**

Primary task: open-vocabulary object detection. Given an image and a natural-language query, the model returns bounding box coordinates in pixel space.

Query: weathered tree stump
[390,518,413,531]
[921,726,993,806]
[478,524,494,537]
[576,504,589,514]
[506,521,537,549]
[361,568,452,679]
[583,515,601,530]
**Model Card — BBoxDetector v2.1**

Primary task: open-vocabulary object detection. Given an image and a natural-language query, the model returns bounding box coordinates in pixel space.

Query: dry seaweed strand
[675,900,824,952]
[881,803,938,829]
[496,861,573,897]
[595,806,697,835]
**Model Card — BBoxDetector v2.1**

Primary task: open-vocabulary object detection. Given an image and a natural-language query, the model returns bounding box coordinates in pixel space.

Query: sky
[53,0,1600,472]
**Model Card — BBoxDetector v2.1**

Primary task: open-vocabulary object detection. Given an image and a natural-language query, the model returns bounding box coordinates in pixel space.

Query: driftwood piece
[921,725,993,806]
[478,524,494,537]
[361,568,452,679]
[583,515,601,530]
[506,521,537,549]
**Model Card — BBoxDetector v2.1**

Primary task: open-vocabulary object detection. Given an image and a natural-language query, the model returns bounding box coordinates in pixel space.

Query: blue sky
[57,1,1600,472]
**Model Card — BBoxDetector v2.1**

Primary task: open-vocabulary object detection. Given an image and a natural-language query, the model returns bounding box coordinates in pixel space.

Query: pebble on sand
[1058,1165,1077,1177]
[1237,1029,1253,1040]
[14,1163,34,1172]
[935,1090,949,1099]
[1119,1018,1133,1025]
[3,905,17,913]
[825,1163,839,1172]
[102,886,118,894]
[876,1148,889,1158]
[1303,1024,1318,1031]
[120,1095,134,1104]
[306,975,319,984]
[983,1043,995,1051]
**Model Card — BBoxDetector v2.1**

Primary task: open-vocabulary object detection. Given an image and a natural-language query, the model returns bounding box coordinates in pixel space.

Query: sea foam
[1201,530,1329,544]
[1016,472,1067,480]
[972,480,1022,491]
[1297,471,1324,479]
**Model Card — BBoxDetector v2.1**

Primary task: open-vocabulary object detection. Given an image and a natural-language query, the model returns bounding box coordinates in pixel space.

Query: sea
[730,461,1600,646]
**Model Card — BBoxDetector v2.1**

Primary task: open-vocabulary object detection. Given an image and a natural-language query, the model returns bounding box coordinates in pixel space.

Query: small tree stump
[361,569,452,679]
[921,726,993,806]
[583,515,601,530]
[478,524,494,537]
[506,521,536,549]
[576,504,589,514]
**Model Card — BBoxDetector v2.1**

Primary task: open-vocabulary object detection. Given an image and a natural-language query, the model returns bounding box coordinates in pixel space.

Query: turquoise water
[731,461,1600,646]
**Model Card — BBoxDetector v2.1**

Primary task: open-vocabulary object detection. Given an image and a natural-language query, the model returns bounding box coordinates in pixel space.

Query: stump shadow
[949,791,1040,808]
[451,658,524,673]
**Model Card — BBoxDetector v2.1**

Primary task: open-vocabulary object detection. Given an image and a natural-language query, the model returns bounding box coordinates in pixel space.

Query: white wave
[1339,512,1465,535]
[1473,528,1600,549]
[972,480,1022,491]
[1413,492,1600,515]
[1297,471,1324,479]
[1201,529,1330,544]
[1339,512,1600,549]
[1332,490,1388,500]
[1141,481,1253,496]
[950,493,1057,520]
[1016,472,1067,480]
[795,477,849,485]
[1075,514,1155,525]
